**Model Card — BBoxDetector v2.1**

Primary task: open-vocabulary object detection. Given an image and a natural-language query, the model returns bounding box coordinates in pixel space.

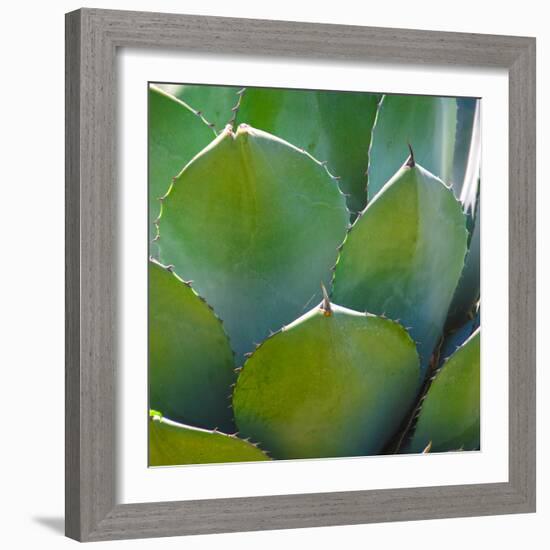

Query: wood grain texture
[65,8,536,542]
[507,40,536,509]
[65,11,81,541]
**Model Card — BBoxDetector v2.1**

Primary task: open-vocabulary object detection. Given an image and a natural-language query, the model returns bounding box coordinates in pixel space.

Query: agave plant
[148,84,481,466]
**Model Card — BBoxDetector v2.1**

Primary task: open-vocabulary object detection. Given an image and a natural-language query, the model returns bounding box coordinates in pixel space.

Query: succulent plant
[149,410,269,466]
[148,86,216,245]
[148,83,481,465]
[332,156,468,376]
[407,328,480,453]
[236,87,380,215]
[157,123,349,361]
[232,294,420,459]
[367,95,458,200]
[148,259,236,432]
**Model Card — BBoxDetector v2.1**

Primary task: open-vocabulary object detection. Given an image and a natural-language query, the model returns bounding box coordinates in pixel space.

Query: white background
[0,0,546,549]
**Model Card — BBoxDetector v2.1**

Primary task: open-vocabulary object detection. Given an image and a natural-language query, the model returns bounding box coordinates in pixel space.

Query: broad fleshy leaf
[149,260,236,432]
[149,412,269,466]
[368,94,457,199]
[148,85,216,244]
[408,329,480,453]
[155,83,241,132]
[237,87,380,213]
[158,124,349,361]
[233,301,420,459]
[333,161,468,376]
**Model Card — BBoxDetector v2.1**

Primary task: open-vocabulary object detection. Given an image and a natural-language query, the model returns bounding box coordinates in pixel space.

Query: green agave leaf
[459,101,481,219]
[332,160,468,376]
[368,94,457,200]
[158,124,349,361]
[233,300,420,459]
[439,314,478,364]
[452,98,478,198]
[149,260,236,432]
[148,85,216,245]
[446,102,481,328]
[408,329,480,453]
[445,203,480,329]
[155,83,241,132]
[149,412,269,466]
[236,87,380,214]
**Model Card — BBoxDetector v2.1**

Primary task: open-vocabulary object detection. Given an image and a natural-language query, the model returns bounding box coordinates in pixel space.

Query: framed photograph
[65,8,536,542]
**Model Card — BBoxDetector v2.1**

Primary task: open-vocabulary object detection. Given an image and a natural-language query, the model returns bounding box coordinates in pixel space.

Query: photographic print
[148,83,481,467]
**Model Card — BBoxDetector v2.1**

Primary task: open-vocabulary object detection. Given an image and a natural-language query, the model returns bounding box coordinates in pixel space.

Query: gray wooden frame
[65,8,536,542]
